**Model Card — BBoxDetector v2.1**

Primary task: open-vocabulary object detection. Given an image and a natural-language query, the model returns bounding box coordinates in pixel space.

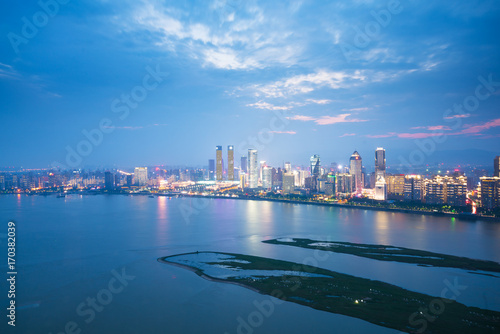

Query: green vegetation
[263,238,500,273]
[160,252,500,334]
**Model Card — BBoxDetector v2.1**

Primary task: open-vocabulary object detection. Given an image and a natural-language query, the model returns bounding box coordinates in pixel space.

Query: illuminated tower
[216,146,223,181]
[248,149,258,188]
[134,167,148,186]
[228,145,234,181]
[241,156,247,174]
[310,155,321,177]
[374,147,387,200]
[349,151,363,194]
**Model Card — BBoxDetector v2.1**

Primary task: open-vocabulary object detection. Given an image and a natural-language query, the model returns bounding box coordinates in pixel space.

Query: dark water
[1,194,500,333]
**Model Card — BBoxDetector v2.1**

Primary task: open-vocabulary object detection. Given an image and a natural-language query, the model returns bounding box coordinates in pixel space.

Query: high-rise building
[241,156,247,174]
[262,166,273,189]
[104,171,114,190]
[208,159,215,180]
[134,167,148,186]
[404,175,422,201]
[284,162,291,174]
[375,147,386,179]
[336,173,354,196]
[227,145,234,181]
[216,146,223,181]
[282,173,295,194]
[310,155,321,177]
[374,148,387,200]
[248,149,258,189]
[349,151,363,194]
[423,175,467,206]
[387,174,405,200]
[480,177,500,209]
[495,156,500,177]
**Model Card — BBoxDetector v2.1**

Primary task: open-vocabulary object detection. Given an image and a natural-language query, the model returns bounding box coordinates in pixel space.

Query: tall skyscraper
[228,145,234,181]
[241,157,247,174]
[495,156,500,177]
[208,159,215,180]
[374,148,387,200]
[262,166,273,189]
[349,151,363,194]
[480,177,500,209]
[375,147,386,179]
[248,149,258,188]
[284,162,291,173]
[104,171,114,190]
[282,172,295,194]
[134,167,148,186]
[310,155,321,177]
[216,146,223,181]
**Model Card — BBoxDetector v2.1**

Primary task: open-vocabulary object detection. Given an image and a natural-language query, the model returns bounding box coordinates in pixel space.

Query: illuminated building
[0,174,5,190]
[208,159,215,180]
[284,162,291,173]
[227,145,234,181]
[424,175,467,206]
[404,175,422,201]
[310,155,321,177]
[480,177,500,209]
[373,148,387,201]
[282,173,295,194]
[262,166,273,189]
[134,167,148,186]
[349,151,363,194]
[387,174,405,200]
[240,173,247,189]
[248,149,258,189]
[216,146,223,181]
[336,173,354,197]
[240,156,247,174]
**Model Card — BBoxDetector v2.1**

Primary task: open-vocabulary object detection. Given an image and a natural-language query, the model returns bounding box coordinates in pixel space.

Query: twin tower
[215,145,234,181]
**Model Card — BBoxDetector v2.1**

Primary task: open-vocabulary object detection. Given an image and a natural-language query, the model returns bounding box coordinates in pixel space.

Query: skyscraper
[104,171,114,190]
[228,145,234,181]
[208,159,215,180]
[262,166,273,189]
[495,156,500,177]
[375,147,386,179]
[282,172,295,194]
[134,167,148,186]
[374,148,387,200]
[284,162,291,173]
[248,149,258,188]
[349,151,363,194]
[240,156,247,174]
[216,146,223,181]
[310,155,321,177]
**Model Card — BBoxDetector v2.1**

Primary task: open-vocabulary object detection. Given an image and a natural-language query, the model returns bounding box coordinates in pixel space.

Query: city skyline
[1,1,499,168]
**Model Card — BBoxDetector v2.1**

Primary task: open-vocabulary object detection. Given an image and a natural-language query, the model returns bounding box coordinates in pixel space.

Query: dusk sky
[1,0,499,169]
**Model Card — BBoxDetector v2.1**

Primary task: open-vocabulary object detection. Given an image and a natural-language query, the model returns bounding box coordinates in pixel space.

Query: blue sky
[1,0,499,169]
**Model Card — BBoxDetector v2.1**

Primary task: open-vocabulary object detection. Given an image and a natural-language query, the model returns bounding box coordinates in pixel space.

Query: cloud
[120,1,302,70]
[103,123,168,130]
[268,130,297,134]
[342,107,371,112]
[287,113,367,125]
[443,113,471,120]
[246,101,291,110]
[306,99,332,105]
[0,63,20,80]
[339,133,356,137]
[410,125,452,131]
[367,118,500,139]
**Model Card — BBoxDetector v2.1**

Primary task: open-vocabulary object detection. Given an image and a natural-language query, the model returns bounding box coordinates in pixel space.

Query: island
[262,238,500,274]
[159,251,500,334]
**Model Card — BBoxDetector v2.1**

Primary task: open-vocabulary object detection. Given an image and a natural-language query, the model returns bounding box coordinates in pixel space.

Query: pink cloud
[410,125,451,131]
[443,113,471,120]
[287,115,317,122]
[268,130,297,134]
[457,118,500,135]
[339,133,356,137]
[315,114,367,125]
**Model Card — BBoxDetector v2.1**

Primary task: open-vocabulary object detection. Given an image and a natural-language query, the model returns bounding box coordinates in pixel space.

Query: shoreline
[158,253,262,294]
[179,194,500,222]
[6,191,499,222]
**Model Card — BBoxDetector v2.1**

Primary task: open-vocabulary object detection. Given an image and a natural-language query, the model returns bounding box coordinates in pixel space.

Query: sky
[1,0,500,170]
